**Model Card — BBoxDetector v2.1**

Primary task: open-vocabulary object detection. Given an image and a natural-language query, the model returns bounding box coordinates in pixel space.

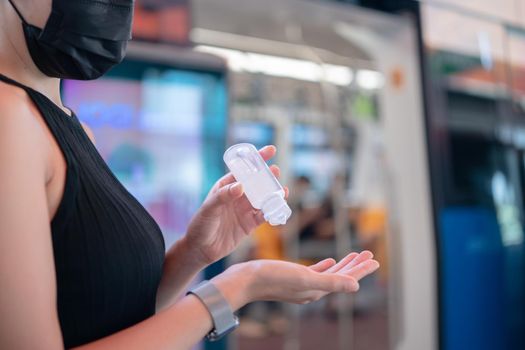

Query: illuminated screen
[62,60,227,248]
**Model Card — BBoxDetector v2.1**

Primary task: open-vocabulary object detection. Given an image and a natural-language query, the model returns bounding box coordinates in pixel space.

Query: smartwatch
[187,280,240,341]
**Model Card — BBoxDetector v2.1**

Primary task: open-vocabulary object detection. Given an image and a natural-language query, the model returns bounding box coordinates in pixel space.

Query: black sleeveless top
[0,74,166,348]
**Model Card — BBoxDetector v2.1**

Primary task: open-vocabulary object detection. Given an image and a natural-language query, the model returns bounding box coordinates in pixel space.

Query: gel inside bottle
[224,143,292,226]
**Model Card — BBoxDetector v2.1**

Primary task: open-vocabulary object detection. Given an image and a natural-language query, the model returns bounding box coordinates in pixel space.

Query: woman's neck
[0,1,64,112]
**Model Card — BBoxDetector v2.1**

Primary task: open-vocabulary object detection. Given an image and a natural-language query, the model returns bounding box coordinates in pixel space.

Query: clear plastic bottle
[224,143,292,226]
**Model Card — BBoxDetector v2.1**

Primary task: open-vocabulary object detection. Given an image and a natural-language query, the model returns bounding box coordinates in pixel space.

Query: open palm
[212,250,380,308]
[185,146,287,265]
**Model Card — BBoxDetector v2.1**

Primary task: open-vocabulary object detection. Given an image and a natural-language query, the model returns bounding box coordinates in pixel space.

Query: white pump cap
[261,193,292,226]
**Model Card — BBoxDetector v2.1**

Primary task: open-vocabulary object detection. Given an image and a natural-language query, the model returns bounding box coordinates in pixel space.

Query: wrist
[211,263,255,310]
[176,237,208,270]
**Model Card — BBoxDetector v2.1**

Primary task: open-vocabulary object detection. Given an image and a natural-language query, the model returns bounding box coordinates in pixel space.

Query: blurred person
[291,175,315,206]
[312,181,339,241]
[0,1,379,349]
[289,175,323,241]
[310,174,363,246]
[298,176,340,243]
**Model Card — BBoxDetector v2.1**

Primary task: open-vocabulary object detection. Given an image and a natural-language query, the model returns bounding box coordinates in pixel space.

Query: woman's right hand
[212,251,379,309]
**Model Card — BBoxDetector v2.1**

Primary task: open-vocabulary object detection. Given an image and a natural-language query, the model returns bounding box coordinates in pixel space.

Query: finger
[344,259,380,281]
[259,145,276,161]
[284,186,289,199]
[217,173,236,189]
[309,258,336,272]
[233,197,268,229]
[202,182,244,213]
[270,164,281,178]
[308,272,359,293]
[325,252,359,273]
[338,250,374,274]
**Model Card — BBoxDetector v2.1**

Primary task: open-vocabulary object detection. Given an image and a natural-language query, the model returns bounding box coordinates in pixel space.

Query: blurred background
[60,0,525,349]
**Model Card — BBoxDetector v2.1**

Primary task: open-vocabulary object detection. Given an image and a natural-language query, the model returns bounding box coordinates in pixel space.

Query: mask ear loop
[7,0,29,24]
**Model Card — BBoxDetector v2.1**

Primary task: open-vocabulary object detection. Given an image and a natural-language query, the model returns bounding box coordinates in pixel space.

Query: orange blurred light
[132,0,190,45]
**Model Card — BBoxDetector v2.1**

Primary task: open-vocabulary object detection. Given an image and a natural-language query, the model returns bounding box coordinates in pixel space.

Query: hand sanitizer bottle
[224,143,292,226]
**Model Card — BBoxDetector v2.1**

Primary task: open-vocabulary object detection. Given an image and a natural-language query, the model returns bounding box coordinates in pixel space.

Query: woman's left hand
[183,145,288,266]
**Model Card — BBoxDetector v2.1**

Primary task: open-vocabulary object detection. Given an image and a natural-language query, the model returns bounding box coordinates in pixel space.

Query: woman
[0,0,379,349]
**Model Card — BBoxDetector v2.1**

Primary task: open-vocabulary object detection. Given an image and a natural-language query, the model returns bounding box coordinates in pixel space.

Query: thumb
[309,272,359,293]
[202,182,244,213]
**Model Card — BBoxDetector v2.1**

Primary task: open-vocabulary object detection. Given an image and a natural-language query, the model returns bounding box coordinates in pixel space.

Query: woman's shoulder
[0,82,52,178]
[0,81,29,114]
[0,82,46,136]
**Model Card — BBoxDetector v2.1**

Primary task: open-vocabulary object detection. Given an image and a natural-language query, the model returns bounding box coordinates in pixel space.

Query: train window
[448,132,498,205]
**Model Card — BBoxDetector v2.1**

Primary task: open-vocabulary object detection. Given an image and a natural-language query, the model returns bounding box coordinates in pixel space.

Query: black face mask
[8,0,134,80]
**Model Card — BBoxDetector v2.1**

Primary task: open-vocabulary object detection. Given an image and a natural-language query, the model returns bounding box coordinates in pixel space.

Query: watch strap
[187,280,239,341]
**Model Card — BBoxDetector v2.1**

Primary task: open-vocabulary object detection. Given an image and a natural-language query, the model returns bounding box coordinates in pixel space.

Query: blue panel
[440,207,505,350]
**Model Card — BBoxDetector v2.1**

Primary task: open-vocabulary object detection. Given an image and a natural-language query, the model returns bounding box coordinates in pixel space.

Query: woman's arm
[155,238,206,310]
[74,293,214,350]
[74,253,378,350]
[0,95,64,350]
